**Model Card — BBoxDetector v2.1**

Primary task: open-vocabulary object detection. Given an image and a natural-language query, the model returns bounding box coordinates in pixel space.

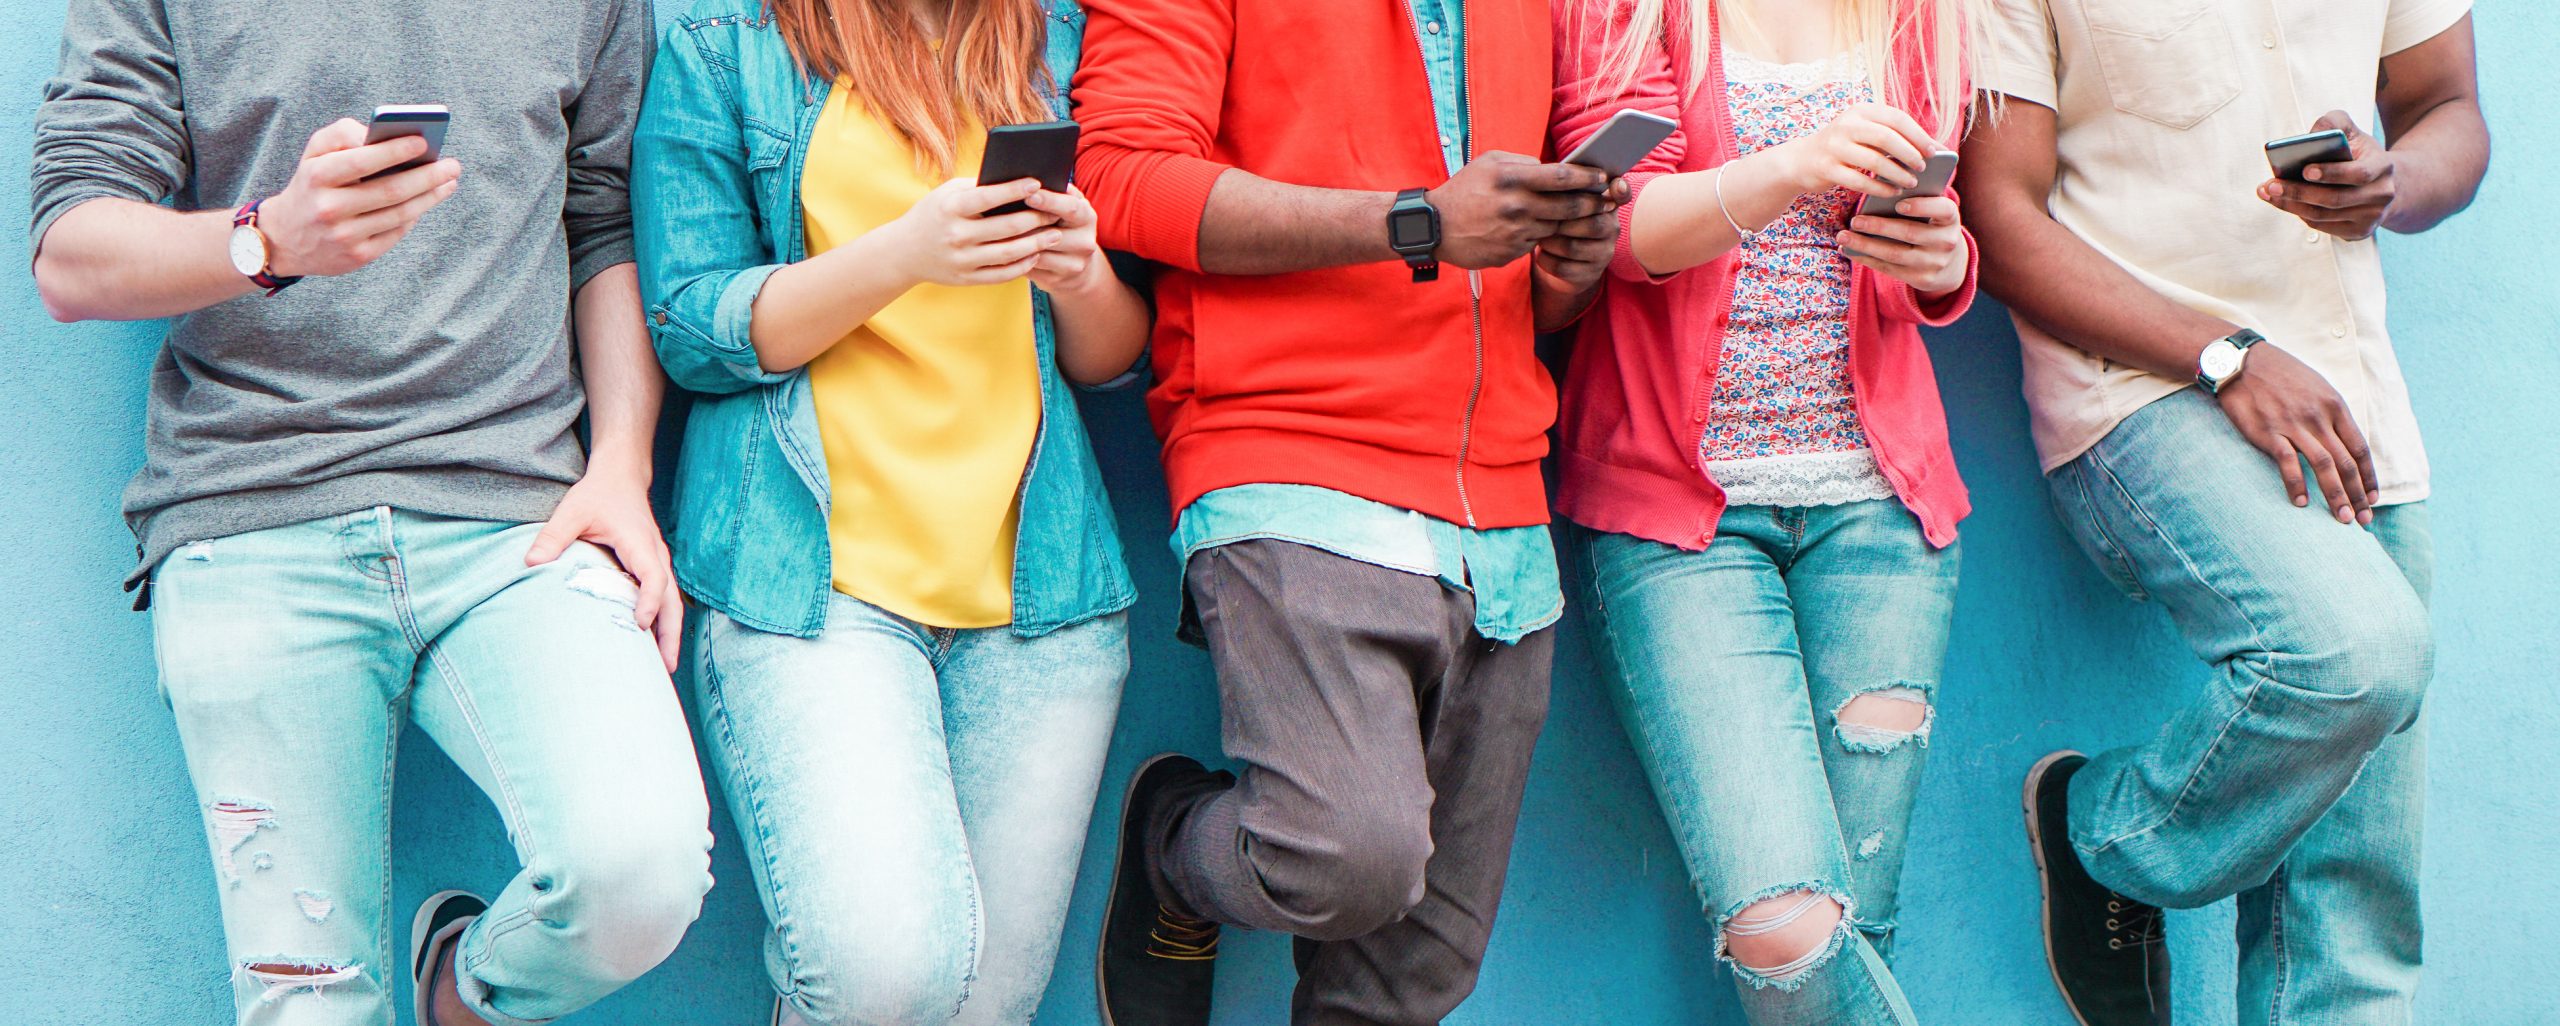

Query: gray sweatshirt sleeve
[563,0,653,291]
[30,0,191,256]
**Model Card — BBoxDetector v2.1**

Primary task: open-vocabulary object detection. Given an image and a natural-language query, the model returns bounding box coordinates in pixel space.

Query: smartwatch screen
[1390,208,1435,250]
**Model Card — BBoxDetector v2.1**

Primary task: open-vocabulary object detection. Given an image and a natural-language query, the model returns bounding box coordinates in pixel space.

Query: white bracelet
[1712,166,1755,240]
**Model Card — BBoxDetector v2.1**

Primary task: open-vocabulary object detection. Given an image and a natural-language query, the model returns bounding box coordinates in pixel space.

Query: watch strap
[234,200,302,295]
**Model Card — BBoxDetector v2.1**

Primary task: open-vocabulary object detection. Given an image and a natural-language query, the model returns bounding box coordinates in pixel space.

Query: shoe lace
[2103,897,2165,950]
[1145,905,1220,962]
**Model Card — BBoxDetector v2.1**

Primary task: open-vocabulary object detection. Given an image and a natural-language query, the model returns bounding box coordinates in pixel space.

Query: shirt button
[2305,230,2323,244]
[1427,20,1443,34]
[1440,134,1455,149]
[2331,325,2349,338]
[2261,37,2277,49]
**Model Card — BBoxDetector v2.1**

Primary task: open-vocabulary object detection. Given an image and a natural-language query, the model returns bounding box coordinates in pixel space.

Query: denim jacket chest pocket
[743,121,798,251]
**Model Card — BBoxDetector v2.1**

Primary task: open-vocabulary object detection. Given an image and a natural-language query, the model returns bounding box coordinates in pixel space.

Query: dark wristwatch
[1387,188,1440,283]
[2196,327,2265,394]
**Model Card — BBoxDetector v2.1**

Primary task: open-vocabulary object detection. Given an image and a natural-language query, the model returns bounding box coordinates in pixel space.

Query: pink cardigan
[1548,0,1975,550]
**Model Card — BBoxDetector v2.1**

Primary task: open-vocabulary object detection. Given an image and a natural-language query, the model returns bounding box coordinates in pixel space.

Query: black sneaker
[2027,751,2171,1025]
[1098,754,1228,1026]
[410,889,489,1026]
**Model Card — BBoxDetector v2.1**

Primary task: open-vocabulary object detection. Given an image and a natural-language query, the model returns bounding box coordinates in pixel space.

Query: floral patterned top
[1700,46,1897,507]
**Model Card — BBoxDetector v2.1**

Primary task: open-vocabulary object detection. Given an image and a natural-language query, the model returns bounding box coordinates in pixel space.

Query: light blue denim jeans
[2050,388,2431,1025]
[693,597,1128,1026]
[1568,498,1960,1026]
[149,508,716,1026]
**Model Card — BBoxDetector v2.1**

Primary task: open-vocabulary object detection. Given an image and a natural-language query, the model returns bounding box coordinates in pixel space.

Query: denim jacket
[633,0,1134,638]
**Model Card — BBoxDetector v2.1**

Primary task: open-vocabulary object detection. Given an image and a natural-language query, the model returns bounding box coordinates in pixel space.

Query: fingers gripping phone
[1561,109,1679,190]
[2265,129,2352,182]
[362,105,449,181]
[1856,150,1959,219]
[978,121,1080,216]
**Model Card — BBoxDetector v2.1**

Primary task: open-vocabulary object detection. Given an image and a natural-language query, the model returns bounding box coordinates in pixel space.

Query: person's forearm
[1627,150,1800,276]
[572,263,663,483]
[746,230,919,373]
[2379,97,2488,234]
[1049,275,1151,386]
[1533,274,1599,334]
[34,198,254,322]
[1197,170,1400,275]
[1971,193,2230,381]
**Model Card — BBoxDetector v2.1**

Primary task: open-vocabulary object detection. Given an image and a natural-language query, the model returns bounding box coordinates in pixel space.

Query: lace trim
[1705,449,1897,508]
[1721,46,1868,91]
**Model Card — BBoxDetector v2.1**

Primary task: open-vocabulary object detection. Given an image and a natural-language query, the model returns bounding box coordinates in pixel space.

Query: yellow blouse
[800,81,1038,628]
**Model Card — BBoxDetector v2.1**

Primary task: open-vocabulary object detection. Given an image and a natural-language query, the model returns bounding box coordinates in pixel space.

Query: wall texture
[1,2,2552,1023]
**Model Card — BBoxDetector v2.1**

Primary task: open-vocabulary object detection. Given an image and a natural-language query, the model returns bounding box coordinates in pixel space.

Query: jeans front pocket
[2082,0,2242,130]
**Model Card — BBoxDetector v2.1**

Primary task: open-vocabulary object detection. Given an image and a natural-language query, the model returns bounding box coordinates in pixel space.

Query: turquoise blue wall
[3,1,2552,1022]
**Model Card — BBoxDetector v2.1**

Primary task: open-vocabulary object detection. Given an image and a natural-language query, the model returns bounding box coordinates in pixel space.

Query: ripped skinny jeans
[150,508,715,1026]
[1566,501,1959,1026]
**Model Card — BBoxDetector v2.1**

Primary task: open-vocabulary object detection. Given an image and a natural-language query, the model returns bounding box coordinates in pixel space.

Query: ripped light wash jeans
[149,508,716,1026]
[694,596,1128,1026]
[1567,499,1959,1026]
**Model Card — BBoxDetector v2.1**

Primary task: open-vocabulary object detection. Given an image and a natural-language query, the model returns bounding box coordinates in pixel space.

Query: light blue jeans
[2050,388,2431,1025]
[149,508,716,1026]
[1568,499,1960,1026]
[694,597,1128,1026]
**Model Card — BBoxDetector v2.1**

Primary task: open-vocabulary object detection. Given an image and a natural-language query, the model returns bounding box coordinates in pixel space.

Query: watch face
[228,225,267,277]
[1389,208,1435,251]
[2200,341,2243,381]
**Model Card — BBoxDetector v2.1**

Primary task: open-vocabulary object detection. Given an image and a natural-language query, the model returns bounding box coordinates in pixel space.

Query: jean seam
[2266,863,2292,1024]
[2080,446,2278,856]
[2066,463,2150,601]
[698,621,815,1003]
[422,641,541,877]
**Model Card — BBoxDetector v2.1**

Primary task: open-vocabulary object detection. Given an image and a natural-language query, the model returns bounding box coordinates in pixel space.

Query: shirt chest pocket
[2079,0,2243,130]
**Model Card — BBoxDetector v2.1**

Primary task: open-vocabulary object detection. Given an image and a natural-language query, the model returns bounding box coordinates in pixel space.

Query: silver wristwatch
[2196,328,2265,394]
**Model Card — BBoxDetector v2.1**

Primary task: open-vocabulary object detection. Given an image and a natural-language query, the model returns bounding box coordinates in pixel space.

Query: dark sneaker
[1098,754,1227,1026]
[2027,751,2171,1025]
[410,889,489,1026]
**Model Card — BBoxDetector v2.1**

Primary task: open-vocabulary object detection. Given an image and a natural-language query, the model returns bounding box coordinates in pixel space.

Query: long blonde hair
[1593,0,1991,144]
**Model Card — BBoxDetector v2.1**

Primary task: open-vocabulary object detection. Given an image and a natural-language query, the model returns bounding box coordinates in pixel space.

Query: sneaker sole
[411,889,478,1026]
[2024,750,2099,1026]
[1096,753,1186,1026]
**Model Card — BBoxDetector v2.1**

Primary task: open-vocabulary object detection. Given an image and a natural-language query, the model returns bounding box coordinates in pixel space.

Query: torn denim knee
[564,564,643,632]
[239,960,364,1004]
[208,800,277,885]
[1833,682,1934,754]
[1713,883,1858,991]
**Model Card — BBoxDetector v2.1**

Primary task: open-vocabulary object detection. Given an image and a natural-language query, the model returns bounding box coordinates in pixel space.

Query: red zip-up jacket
[1074,0,1558,529]
[1549,0,1976,550]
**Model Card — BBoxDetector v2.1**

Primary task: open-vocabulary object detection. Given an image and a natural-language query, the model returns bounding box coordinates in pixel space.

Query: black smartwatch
[1387,188,1441,283]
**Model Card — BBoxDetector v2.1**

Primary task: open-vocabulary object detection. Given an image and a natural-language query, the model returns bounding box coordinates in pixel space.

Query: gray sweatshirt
[30,0,653,591]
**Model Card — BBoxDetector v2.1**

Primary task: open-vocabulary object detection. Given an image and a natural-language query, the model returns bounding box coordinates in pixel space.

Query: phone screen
[979,122,1079,216]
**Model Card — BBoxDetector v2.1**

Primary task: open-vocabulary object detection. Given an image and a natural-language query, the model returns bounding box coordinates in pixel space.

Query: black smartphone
[1560,109,1679,191]
[978,121,1079,216]
[2266,129,2352,182]
[362,104,449,181]
[1856,150,1960,219]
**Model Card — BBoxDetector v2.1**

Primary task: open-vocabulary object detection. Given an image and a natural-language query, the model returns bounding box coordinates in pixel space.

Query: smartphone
[2266,129,2352,182]
[362,105,449,181]
[1560,109,1680,190]
[1856,150,1959,219]
[978,121,1080,216]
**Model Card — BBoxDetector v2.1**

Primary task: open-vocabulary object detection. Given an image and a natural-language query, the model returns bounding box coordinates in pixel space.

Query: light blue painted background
[1,1,2552,1022]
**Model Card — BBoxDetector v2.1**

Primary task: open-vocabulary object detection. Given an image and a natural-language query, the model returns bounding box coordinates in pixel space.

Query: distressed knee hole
[208,800,277,884]
[1834,685,1933,753]
[293,889,335,923]
[564,565,642,631]
[240,961,362,1003]
[1718,888,1852,990]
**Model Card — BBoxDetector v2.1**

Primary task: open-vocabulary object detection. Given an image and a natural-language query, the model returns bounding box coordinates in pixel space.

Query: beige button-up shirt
[1983,0,2471,503]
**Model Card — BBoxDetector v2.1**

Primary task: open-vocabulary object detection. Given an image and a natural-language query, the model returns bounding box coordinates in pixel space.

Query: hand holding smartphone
[1561,109,1679,191]
[362,105,450,181]
[2265,129,2353,183]
[1856,150,1959,219]
[977,121,1079,216]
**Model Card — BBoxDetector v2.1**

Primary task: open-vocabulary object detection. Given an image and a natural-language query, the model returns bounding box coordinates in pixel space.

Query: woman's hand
[1842,196,1968,296]
[1765,102,1937,200]
[883,177,1064,287]
[1022,185,1114,295]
